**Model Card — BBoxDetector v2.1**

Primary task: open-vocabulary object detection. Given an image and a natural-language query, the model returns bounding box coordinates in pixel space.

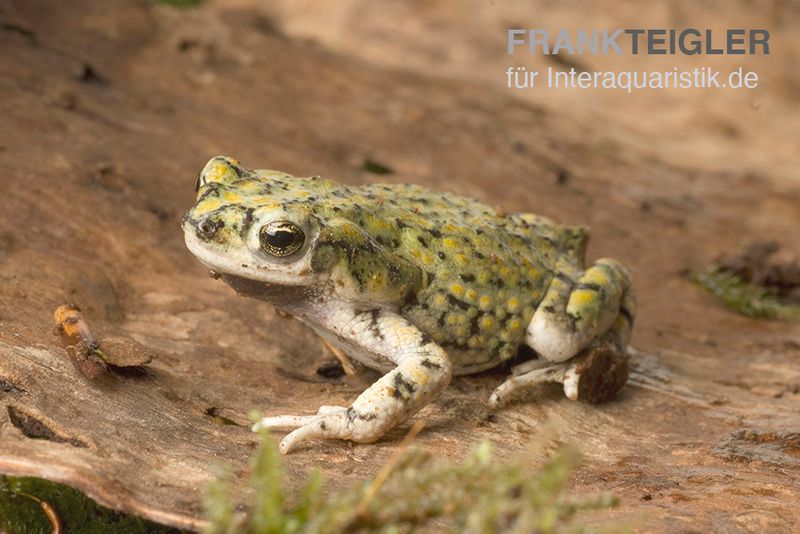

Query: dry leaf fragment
[52,304,155,379]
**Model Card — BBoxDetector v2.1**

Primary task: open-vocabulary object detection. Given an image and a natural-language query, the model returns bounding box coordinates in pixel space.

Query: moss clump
[692,267,800,320]
[0,476,182,534]
[205,428,618,533]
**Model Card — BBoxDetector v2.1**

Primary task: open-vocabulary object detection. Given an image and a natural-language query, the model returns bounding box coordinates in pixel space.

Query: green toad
[182,156,635,453]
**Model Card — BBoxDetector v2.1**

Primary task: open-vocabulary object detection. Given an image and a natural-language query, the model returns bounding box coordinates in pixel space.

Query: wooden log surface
[0,1,798,530]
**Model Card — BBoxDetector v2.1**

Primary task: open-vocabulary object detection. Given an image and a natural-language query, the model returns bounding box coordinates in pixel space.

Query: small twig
[16,491,62,534]
[355,420,426,517]
[322,339,358,376]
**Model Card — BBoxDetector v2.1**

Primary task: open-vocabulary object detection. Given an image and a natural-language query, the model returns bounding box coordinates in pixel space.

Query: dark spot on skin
[197,183,221,201]
[460,273,475,282]
[228,161,243,178]
[474,251,484,259]
[397,220,410,229]
[363,309,383,340]
[419,332,433,344]
[319,421,328,431]
[387,263,402,284]
[476,228,484,235]
[440,338,469,350]
[437,251,446,260]
[429,229,442,238]
[241,208,253,233]
[491,278,505,288]
[576,282,603,292]
[348,407,377,421]
[417,236,428,248]
[556,272,574,285]
[469,315,480,336]
[447,294,471,311]
[420,358,443,370]
[522,279,533,290]
[544,305,556,314]
[392,373,416,398]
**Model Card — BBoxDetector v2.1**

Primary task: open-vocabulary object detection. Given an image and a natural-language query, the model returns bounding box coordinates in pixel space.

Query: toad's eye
[259,221,305,257]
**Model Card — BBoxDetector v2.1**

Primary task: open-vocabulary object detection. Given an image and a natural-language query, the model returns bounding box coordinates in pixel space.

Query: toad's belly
[306,320,505,376]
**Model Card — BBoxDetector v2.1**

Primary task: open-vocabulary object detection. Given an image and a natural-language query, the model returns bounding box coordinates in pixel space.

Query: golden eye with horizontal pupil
[259,222,305,257]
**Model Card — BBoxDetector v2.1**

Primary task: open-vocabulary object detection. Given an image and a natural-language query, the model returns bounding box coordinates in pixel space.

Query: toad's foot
[489,344,629,407]
[254,405,348,431]
[489,362,572,407]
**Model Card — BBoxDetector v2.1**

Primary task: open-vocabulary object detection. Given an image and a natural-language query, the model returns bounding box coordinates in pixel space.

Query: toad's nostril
[197,218,222,239]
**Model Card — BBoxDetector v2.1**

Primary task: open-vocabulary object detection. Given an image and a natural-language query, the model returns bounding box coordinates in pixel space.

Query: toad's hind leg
[489,259,636,407]
[491,258,634,406]
[526,258,634,363]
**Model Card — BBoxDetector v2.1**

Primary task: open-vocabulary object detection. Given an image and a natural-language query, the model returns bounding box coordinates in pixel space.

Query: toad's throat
[220,273,312,305]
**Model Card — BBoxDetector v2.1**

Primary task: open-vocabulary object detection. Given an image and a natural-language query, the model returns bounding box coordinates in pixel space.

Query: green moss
[205,428,619,533]
[692,267,800,320]
[0,476,182,534]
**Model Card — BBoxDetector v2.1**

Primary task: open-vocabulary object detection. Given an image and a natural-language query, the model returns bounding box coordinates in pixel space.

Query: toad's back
[306,181,589,368]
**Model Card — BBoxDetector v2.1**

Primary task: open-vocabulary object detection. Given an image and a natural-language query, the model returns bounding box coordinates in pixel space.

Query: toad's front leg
[256,309,452,454]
